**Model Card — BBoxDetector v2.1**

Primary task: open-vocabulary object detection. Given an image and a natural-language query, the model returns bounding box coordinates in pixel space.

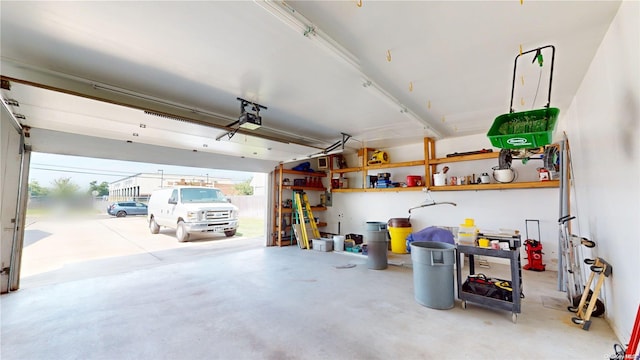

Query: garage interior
[1,1,638,359]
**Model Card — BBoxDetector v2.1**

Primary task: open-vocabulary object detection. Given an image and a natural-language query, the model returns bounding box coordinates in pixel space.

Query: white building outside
[108,173,236,203]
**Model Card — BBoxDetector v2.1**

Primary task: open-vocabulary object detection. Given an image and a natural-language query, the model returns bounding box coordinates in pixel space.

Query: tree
[88,181,110,196]
[28,180,49,197]
[234,178,254,195]
[50,177,80,198]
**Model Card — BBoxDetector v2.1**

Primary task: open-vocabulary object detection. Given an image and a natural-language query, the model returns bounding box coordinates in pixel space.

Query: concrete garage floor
[2,218,620,359]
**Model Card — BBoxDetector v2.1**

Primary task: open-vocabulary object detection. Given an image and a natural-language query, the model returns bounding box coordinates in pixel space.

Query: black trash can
[366,221,388,270]
[411,241,456,309]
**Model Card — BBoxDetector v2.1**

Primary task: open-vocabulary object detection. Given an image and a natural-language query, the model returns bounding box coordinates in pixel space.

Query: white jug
[433,173,446,186]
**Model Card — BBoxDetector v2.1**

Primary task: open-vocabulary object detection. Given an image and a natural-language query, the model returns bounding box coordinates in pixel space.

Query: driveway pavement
[21,215,263,288]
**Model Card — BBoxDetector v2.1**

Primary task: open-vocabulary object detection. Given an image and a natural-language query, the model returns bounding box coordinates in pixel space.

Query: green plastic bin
[487,108,559,149]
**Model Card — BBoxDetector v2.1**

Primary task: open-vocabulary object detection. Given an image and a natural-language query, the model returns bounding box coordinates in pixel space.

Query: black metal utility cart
[456,234,522,323]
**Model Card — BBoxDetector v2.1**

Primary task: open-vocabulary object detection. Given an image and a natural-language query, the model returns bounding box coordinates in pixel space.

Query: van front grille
[206,210,231,220]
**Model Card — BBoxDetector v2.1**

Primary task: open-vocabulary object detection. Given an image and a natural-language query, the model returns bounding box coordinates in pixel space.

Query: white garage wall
[560,0,639,345]
[325,135,560,270]
[326,4,639,343]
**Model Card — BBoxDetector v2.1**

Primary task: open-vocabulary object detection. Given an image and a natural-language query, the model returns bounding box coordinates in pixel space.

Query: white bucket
[493,168,517,183]
[333,235,345,252]
[433,173,446,186]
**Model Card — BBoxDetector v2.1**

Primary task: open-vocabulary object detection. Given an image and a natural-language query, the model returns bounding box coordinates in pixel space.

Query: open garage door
[20,151,270,284]
[1,101,31,293]
[0,73,323,290]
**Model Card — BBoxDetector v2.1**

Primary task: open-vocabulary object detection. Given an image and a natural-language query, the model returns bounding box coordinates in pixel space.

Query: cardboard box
[312,238,334,252]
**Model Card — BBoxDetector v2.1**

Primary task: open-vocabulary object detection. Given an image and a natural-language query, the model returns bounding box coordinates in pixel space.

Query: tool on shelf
[368,150,389,165]
[568,257,611,331]
[446,149,493,157]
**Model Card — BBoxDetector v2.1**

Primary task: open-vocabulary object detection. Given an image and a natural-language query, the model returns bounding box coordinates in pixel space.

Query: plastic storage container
[312,238,333,252]
[457,218,477,246]
[388,218,412,254]
[411,241,456,309]
[406,175,423,187]
[366,221,388,270]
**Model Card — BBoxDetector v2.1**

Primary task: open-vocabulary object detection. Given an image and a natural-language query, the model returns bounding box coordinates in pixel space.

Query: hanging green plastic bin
[487,107,559,149]
[487,45,559,149]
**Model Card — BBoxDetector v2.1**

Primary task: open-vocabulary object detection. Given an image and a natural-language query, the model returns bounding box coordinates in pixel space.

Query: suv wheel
[116,211,127,217]
[149,217,160,234]
[224,230,236,237]
[176,221,189,242]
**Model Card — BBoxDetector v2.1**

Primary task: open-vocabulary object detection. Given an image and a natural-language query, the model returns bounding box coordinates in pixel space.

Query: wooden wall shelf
[429,152,498,164]
[272,164,328,247]
[282,186,326,191]
[332,167,362,174]
[332,187,426,193]
[365,160,425,170]
[326,138,560,193]
[428,180,559,191]
[280,206,327,214]
[280,169,327,177]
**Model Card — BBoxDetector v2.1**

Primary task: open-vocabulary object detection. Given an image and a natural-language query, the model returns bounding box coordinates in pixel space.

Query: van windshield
[180,188,228,203]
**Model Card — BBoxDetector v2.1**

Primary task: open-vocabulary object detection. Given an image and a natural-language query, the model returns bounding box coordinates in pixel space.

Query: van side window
[169,189,178,203]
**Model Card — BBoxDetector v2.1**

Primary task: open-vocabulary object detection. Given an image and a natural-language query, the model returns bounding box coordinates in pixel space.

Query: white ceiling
[0,1,622,171]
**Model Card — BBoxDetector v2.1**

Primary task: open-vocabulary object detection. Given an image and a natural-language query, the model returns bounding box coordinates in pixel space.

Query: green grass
[236,217,265,238]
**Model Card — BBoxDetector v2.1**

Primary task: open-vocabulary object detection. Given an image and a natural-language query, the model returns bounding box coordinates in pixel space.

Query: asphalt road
[21,214,263,287]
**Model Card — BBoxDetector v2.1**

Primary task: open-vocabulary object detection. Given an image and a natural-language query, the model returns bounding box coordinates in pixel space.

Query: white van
[147,186,239,242]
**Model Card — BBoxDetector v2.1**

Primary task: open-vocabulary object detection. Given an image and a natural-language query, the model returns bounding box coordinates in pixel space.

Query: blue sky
[29,152,256,191]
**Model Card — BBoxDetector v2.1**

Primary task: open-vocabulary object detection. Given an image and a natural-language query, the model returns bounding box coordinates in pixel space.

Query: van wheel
[149,217,160,234]
[176,221,189,242]
[224,230,236,237]
[116,211,126,217]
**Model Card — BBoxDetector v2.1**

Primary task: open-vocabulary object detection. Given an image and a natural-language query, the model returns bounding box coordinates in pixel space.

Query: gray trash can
[411,241,456,309]
[366,221,388,270]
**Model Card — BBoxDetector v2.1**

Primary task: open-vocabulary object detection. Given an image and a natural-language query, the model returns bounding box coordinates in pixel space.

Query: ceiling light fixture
[255,0,441,138]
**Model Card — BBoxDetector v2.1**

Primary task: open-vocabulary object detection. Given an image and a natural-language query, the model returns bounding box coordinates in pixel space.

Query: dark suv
[107,202,148,217]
